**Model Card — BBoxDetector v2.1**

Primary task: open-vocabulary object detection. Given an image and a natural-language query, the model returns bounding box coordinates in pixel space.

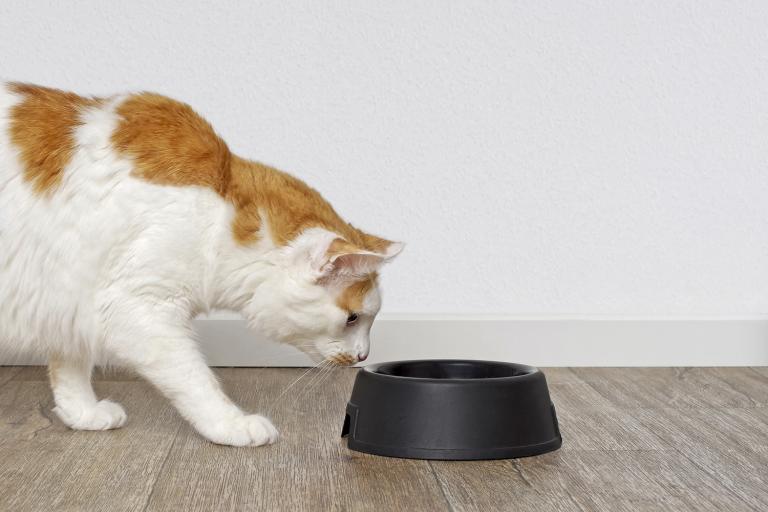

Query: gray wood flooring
[0,366,766,511]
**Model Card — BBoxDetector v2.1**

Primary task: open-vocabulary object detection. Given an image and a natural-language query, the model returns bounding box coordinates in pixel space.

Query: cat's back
[0,82,229,229]
[0,83,227,350]
[0,83,136,266]
[0,81,229,196]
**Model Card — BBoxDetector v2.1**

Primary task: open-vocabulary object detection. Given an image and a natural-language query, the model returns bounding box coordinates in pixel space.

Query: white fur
[0,84,399,446]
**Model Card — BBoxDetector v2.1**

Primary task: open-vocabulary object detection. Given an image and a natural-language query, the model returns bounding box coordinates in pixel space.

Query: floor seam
[427,461,456,512]
[747,367,768,384]
[645,431,759,511]
[705,369,761,407]
[511,459,534,489]
[140,421,183,512]
[0,366,24,389]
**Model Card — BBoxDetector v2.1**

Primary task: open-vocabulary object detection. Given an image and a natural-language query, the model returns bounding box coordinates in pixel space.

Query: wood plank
[6,366,47,381]
[571,367,758,409]
[144,368,451,512]
[556,405,668,451]
[636,407,768,457]
[0,366,22,389]
[749,366,768,381]
[635,407,768,510]
[686,367,768,407]
[430,457,583,512]
[0,377,182,512]
[572,493,753,512]
[539,368,615,414]
[753,407,768,457]
[516,369,646,453]
[9,366,140,382]
[1,367,765,511]
[432,448,753,512]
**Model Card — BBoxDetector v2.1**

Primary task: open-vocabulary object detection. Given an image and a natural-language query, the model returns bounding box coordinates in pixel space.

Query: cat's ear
[317,237,404,281]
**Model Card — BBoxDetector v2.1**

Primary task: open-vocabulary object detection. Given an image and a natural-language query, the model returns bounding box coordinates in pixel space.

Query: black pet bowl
[341,359,561,460]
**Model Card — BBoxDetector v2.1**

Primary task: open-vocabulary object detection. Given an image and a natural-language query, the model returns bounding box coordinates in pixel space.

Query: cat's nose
[357,352,368,362]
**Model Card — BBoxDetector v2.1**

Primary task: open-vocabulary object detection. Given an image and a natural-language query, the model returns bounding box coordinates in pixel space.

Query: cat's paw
[54,399,128,431]
[198,414,279,447]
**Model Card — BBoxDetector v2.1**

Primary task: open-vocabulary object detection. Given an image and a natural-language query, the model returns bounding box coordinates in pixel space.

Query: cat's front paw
[198,414,279,447]
[54,399,128,431]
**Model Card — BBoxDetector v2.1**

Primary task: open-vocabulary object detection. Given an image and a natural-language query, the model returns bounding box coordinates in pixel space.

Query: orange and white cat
[0,83,402,446]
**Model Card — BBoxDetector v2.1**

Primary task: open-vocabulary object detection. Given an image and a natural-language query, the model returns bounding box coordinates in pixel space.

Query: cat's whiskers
[268,359,326,413]
[303,350,360,399]
[294,359,338,404]
[299,366,333,404]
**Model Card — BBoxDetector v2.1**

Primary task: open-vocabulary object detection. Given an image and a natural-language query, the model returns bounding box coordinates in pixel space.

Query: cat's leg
[106,314,278,447]
[49,356,127,430]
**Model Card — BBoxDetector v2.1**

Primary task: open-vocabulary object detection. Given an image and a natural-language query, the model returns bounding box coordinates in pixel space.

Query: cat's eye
[346,313,359,325]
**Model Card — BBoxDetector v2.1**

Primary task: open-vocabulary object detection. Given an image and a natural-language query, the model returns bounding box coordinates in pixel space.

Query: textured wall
[2,1,767,315]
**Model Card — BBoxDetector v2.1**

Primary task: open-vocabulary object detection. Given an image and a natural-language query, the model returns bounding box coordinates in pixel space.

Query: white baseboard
[194,314,768,367]
[3,315,765,367]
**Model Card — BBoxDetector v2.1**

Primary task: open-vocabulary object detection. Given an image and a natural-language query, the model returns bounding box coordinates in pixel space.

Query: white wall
[2,1,767,317]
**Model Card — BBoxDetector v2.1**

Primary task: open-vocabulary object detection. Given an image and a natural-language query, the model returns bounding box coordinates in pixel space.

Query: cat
[0,82,402,446]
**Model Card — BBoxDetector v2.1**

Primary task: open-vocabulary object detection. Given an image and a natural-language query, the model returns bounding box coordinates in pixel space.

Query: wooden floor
[0,366,766,511]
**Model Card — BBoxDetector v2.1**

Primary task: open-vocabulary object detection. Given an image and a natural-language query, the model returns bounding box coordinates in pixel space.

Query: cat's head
[241,227,403,365]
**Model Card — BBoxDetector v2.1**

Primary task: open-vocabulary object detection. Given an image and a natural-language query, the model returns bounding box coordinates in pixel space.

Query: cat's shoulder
[111,90,232,194]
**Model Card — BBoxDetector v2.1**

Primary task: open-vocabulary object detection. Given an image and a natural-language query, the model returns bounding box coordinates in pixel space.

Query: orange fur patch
[107,90,394,254]
[111,92,393,251]
[112,93,231,195]
[336,274,377,313]
[329,353,357,366]
[228,157,391,251]
[8,83,100,194]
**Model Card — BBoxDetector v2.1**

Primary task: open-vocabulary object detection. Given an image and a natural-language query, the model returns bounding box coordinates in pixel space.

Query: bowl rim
[361,359,540,384]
